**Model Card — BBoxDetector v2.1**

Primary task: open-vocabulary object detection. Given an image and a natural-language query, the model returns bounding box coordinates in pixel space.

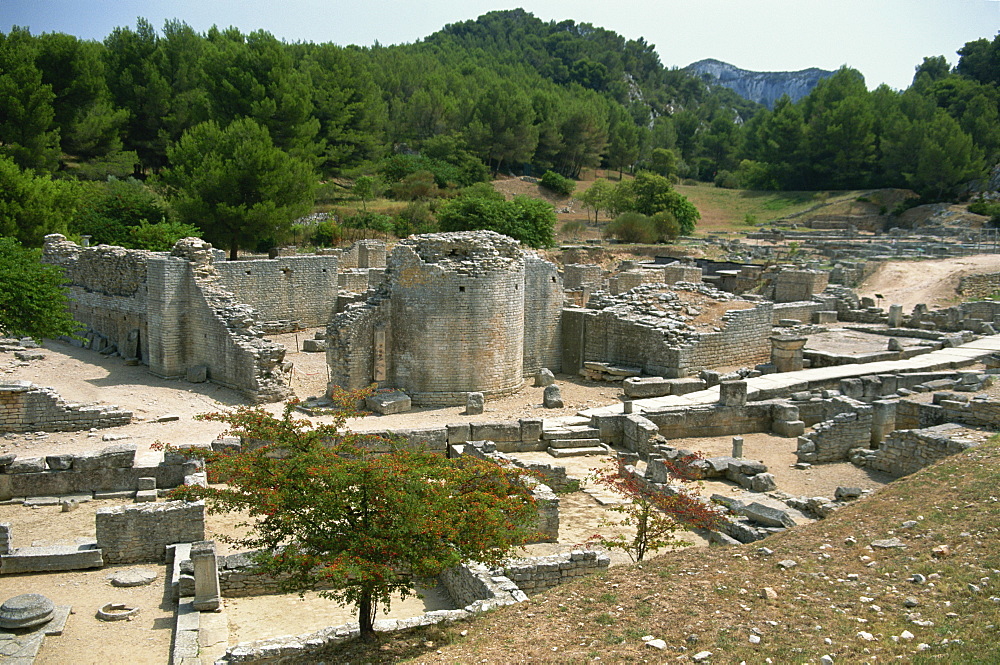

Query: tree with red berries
[587,455,726,562]
[168,391,537,641]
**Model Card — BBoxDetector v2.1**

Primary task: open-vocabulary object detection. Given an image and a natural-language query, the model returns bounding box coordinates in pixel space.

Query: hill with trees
[0,12,997,253]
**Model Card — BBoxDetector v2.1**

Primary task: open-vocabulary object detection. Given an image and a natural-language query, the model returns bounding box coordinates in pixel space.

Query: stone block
[138,477,157,492]
[543,385,564,408]
[470,421,521,442]
[301,339,326,352]
[623,377,672,398]
[773,420,805,437]
[534,369,555,387]
[519,418,542,442]
[741,502,797,528]
[134,489,157,503]
[365,391,411,415]
[0,543,103,574]
[185,365,208,383]
[719,381,747,407]
[446,423,470,444]
[465,392,484,415]
[7,457,45,474]
[45,455,74,471]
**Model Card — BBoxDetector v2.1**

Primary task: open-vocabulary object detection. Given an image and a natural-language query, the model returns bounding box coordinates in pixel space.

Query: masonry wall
[772,270,829,303]
[896,396,1000,430]
[773,301,827,324]
[0,381,131,433]
[215,255,339,329]
[43,235,154,361]
[96,501,205,564]
[523,253,563,375]
[503,551,610,596]
[958,272,1000,298]
[865,425,979,477]
[563,264,604,290]
[674,304,773,376]
[795,405,874,463]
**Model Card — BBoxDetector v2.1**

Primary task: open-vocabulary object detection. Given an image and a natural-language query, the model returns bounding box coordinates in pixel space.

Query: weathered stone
[365,391,411,415]
[108,568,158,587]
[871,537,906,549]
[742,502,798,528]
[0,594,54,629]
[45,454,74,471]
[7,457,45,474]
[185,365,208,383]
[465,392,484,416]
[543,385,564,409]
[534,369,555,387]
[834,486,863,500]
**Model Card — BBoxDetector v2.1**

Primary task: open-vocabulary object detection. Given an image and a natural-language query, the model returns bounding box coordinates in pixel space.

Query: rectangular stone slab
[0,543,103,573]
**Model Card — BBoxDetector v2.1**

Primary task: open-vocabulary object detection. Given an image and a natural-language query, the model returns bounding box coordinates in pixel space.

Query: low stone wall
[862,424,981,477]
[502,550,610,596]
[440,561,525,610]
[0,443,195,500]
[957,272,1000,298]
[772,301,827,325]
[95,500,205,564]
[353,418,546,456]
[795,404,873,463]
[896,394,1000,430]
[0,381,132,433]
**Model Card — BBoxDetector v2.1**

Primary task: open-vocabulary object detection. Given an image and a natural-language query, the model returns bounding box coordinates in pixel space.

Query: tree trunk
[358,585,377,641]
[229,238,239,261]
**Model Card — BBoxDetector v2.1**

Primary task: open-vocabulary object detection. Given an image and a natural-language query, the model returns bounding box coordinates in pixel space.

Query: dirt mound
[856,254,1000,310]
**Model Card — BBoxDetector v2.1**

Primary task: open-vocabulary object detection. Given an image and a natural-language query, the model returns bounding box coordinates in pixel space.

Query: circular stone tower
[386,231,525,405]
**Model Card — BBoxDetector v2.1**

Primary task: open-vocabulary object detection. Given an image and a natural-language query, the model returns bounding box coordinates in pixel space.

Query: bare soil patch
[856,254,1000,311]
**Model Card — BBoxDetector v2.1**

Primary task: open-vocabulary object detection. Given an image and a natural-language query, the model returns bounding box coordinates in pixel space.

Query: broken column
[770,335,807,373]
[887,304,903,328]
[190,541,221,611]
[731,436,744,458]
[0,523,10,555]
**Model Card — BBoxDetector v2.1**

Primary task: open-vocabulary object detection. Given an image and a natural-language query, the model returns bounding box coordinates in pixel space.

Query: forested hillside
[0,9,997,254]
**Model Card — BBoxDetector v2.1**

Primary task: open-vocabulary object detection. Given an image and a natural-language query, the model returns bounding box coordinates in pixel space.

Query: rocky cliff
[685,59,835,109]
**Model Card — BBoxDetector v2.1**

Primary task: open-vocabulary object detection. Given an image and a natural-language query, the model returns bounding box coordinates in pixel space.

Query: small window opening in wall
[321,268,327,273]
[551,276,557,282]
[514,284,518,290]
[459,286,466,293]
[245,270,251,275]
[281,267,291,274]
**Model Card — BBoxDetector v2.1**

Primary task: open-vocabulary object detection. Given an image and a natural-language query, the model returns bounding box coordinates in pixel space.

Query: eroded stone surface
[0,594,54,630]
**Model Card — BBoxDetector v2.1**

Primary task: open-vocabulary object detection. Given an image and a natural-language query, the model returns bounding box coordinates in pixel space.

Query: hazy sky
[4,0,998,90]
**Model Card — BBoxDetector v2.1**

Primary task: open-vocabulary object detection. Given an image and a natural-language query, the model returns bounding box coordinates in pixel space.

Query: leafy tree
[603,212,656,244]
[352,175,381,211]
[0,28,61,172]
[70,177,169,247]
[802,68,877,189]
[575,178,614,223]
[0,238,79,341]
[649,148,677,179]
[956,33,1000,86]
[437,192,555,248]
[157,118,316,259]
[613,171,700,235]
[465,83,538,173]
[0,156,79,246]
[168,397,537,641]
[587,456,724,562]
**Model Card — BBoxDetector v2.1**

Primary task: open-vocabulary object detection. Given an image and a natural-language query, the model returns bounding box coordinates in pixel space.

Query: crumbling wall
[503,551,610,596]
[43,235,154,361]
[770,269,830,303]
[863,424,979,477]
[796,403,873,463]
[96,500,205,564]
[674,305,772,376]
[44,236,289,403]
[563,263,604,290]
[896,395,1000,430]
[523,253,563,375]
[957,272,1000,298]
[0,381,131,433]
[215,255,339,330]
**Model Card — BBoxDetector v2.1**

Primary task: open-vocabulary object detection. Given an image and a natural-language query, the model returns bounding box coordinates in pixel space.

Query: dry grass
[303,437,1000,664]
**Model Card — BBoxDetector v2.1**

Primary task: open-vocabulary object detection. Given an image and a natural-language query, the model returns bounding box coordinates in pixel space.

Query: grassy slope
[316,438,1000,663]
[676,183,868,236]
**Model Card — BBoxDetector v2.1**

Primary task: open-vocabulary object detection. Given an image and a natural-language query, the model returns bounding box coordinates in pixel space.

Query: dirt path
[856,254,1000,311]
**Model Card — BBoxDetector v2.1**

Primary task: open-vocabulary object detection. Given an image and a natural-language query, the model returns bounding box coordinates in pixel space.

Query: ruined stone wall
[675,304,773,376]
[523,253,563,375]
[147,257,289,403]
[503,551,610,596]
[215,255,339,329]
[643,402,776,439]
[773,301,827,324]
[957,272,1000,298]
[96,500,205,564]
[563,263,604,290]
[325,295,390,391]
[662,264,703,285]
[771,269,829,303]
[864,425,979,477]
[896,396,1000,430]
[0,381,131,433]
[795,405,873,463]
[386,233,525,406]
[43,235,154,361]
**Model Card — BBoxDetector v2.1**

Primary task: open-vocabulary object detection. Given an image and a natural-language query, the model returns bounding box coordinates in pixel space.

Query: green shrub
[127,220,202,251]
[393,201,438,237]
[968,200,1000,226]
[437,193,555,248]
[713,170,739,189]
[539,170,576,196]
[603,212,656,244]
[312,219,343,247]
